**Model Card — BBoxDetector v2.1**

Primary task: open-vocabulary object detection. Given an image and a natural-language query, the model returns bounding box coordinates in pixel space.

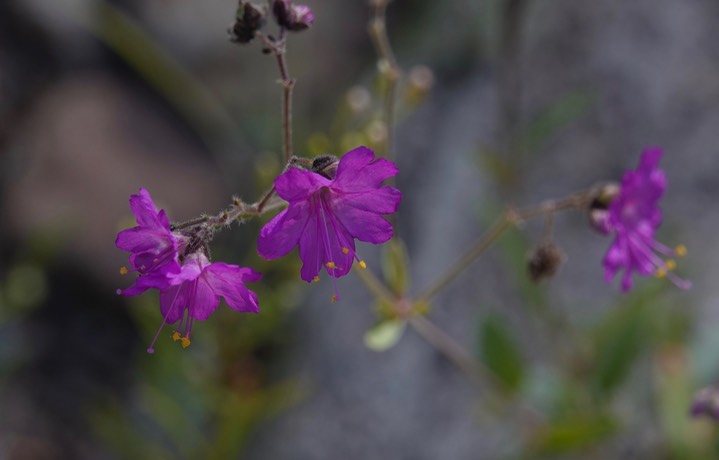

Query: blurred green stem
[369,0,401,159]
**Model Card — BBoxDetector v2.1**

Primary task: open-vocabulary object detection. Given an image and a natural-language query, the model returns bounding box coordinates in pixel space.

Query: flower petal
[204,263,261,313]
[258,201,311,260]
[332,186,402,215]
[159,283,188,324]
[333,205,394,244]
[333,146,399,192]
[274,167,330,202]
[188,274,221,321]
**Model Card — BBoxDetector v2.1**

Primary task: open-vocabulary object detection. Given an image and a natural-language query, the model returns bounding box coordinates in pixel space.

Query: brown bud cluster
[228,1,266,44]
[528,242,564,282]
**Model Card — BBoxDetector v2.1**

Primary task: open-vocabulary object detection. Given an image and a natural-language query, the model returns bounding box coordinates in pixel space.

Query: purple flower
[690,385,719,421]
[272,0,314,31]
[148,252,262,353]
[257,146,401,297]
[115,188,188,295]
[603,148,690,291]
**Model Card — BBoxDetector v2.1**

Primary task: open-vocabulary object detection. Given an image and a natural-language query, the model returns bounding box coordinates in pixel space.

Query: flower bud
[527,242,564,282]
[228,1,266,44]
[272,0,314,32]
[587,183,619,235]
[311,155,339,179]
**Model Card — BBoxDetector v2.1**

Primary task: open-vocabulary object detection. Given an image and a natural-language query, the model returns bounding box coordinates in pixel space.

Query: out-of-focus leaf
[520,90,592,153]
[478,315,525,392]
[381,238,411,296]
[364,320,406,352]
[529,414,617,455]
[208,379,305,459]
[589,290,657,398]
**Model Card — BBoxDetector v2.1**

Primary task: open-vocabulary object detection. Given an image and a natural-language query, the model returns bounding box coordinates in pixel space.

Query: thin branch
[410,315,546,425]
[417,190,594,302]
[369,0,401,159]
[257,30,295,163]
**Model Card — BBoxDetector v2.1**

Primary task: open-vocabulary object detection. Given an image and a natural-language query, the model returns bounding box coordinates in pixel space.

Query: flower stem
[417,190,594,302]
[409,315,546,424]
[369,0,401,159]
[257,30,295,164]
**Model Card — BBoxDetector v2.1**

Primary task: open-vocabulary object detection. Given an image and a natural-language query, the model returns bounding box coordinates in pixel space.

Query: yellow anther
[675,245,687,257]
[656,268,667,279]
[172,331,181,342]
[180,336,191,348]
[326,261,336,269]
[313,276,320,283]
[358,260,367,269]
[665,259,677,271]
[342,247,350,254]
[331,294,338,303]
[119,266,128,275]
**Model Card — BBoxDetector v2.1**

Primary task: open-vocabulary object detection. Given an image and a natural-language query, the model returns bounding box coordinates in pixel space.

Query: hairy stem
[257,30,295,163]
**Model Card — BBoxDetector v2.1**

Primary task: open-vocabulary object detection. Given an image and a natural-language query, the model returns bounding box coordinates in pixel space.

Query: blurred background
[1,0,719,458]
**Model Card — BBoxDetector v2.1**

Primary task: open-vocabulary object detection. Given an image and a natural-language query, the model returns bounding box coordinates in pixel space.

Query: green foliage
[588,288,661,399]
[364,320,406,352]
[528,413,618,455]
[381,238,411,296]
[478,314,525,393]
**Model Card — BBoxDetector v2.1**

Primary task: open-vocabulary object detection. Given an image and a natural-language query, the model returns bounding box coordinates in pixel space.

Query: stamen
[358,260,367,269]
[675,245,687,257]
[342,247,350,254]
[331,294,338,303]
[665,259,677,271]
[172,331,181,342]
[119,266,128,275]
[140,264,146,271]
[181,336,191,348]
[312,276,320,283]
[656,268,667,278]
[147,286,183,354]
[326,261,336,269]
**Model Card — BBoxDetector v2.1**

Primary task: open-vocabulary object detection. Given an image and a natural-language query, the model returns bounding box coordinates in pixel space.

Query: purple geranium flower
[603,148,690,291]
[116,188,188,295]
[148,252,262,353]
[257,146,401,299]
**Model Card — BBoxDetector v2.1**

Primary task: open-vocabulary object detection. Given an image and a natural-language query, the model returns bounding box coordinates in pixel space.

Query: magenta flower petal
[332,146,399,192]
[152,253,262,349]
[257,202,311,259]
[334,205,394,244]
[259,146,401,287]
[274,167,330,201]
[602,148,690,292]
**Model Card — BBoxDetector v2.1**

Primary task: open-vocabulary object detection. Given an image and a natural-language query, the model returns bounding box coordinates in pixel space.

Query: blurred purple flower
[690,386,719,421]
[603,148,690,291]
[116,188,187,295]
[148,252,262,353]
[257,146,401,298]
[272,0,314,31]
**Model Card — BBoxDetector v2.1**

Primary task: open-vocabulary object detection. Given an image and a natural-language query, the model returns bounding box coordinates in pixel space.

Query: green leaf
[364,320,406,352]
[589,290,657,398]
[529,414,617,454]
[478,315,525,392]
[381,238,411,296]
